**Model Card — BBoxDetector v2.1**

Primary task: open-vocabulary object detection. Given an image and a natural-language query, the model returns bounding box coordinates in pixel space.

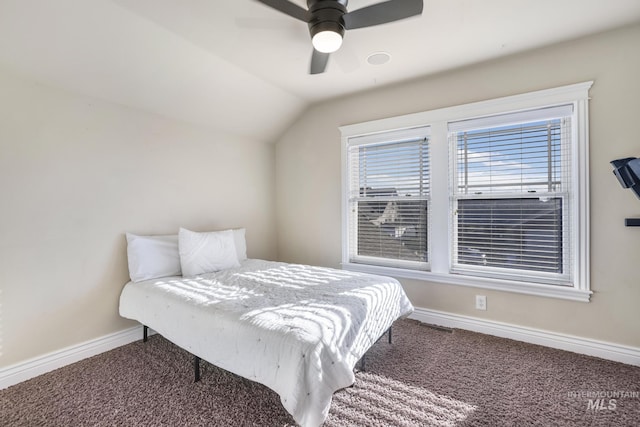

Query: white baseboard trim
[410,307,640,367]
[0,325,146,390]
[3,310,638,391]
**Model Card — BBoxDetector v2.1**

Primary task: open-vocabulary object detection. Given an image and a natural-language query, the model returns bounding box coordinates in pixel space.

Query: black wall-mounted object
[625,218,640,227]
[611,157,640,227]
[611,157,640,198]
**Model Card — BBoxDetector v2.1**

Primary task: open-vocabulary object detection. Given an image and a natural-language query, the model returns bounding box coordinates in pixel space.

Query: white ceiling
[1,0,639,141]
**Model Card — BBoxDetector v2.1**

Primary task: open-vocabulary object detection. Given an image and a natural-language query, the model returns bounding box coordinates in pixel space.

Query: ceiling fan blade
[343,0,423,30]
[310,49,330,74]
[255,0,309,22]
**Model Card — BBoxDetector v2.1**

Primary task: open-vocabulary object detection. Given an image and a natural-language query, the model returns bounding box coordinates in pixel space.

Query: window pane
[358,140,429,197]
[358,198,428,263]
[456,120,564,195]
[456,198,563,273]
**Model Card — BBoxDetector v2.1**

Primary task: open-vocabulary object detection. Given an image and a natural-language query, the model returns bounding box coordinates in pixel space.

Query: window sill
[341,262,592,302]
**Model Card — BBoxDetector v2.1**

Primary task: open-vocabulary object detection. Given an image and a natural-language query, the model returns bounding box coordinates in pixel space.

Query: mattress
[119,259,414,426]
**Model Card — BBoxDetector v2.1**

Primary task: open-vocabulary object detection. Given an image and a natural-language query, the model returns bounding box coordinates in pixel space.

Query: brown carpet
[1,319,639,426]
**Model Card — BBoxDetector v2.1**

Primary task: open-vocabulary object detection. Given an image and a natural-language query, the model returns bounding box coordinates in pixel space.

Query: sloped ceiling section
[0,0,305,142]
[1,0,640,142]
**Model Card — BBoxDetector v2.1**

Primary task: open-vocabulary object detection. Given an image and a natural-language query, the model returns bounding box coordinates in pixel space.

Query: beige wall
[275,24,640,347]
[0,66,277,367]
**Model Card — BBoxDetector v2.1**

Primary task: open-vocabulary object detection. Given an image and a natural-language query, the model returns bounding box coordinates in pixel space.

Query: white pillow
[126,233,181,282]
[179,228,240,276]
[232,228,247,261]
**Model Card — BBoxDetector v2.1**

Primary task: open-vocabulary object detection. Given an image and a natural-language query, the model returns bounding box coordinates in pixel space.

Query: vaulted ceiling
[1,0,639,142]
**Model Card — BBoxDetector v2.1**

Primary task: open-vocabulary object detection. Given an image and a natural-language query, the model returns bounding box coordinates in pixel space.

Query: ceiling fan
[255,0,423,74]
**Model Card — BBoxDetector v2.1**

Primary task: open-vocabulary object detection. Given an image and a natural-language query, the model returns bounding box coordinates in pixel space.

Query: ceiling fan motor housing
[307,0,348,40]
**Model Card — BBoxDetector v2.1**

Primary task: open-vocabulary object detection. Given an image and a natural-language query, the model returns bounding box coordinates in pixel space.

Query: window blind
[347,128,430,269]
[449,106,573,284]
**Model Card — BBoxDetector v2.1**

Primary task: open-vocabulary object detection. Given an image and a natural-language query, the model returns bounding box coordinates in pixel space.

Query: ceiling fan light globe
[312,30,343,53]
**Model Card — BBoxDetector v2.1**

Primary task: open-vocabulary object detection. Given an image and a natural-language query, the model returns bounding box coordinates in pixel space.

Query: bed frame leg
[194,356,201,382]
[143,325,148,343]
[359,326,393,373]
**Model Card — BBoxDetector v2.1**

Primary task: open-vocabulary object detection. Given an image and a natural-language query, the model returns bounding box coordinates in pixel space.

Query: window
[450,106,573,286]
[341,82,592,301]
[345,127,430,271]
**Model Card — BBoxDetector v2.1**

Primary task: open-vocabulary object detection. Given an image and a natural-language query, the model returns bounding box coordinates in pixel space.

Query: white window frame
[449,105,574,286]
[340,82,593,302]
[345,126,431,271]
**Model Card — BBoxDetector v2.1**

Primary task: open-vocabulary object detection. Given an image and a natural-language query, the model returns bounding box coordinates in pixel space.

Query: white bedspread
[119,259,413,426]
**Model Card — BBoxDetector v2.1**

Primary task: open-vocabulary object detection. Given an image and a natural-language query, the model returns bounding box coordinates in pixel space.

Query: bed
[119,230,413,427]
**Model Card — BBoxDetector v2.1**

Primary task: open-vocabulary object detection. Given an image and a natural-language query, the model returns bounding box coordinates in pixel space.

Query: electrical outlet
[475,295,487,310]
